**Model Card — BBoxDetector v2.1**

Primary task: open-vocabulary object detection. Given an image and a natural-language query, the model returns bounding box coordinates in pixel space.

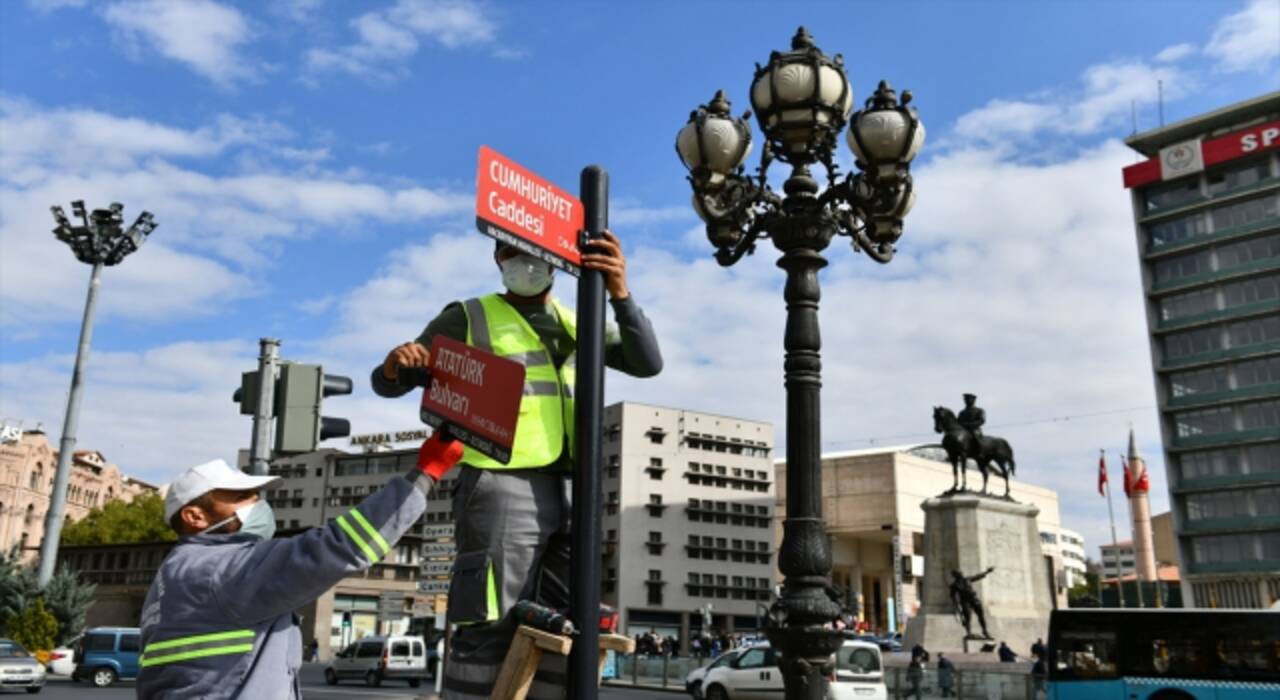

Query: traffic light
[274,363,353,454]
[233,371,261,415]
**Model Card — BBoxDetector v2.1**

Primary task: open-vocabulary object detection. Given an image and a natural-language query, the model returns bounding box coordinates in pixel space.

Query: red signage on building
[475,146,584,274]
[1123,119,1280,189]
[419,335,525,464]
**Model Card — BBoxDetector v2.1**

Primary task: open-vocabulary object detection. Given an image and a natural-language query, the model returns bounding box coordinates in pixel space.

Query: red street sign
[419,335,525,464]
[476,145,584,275]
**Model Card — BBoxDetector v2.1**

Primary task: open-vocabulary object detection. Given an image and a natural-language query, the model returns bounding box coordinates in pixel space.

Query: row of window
[1169,355,1280,397]
[684,436,771,457]
[333,454,417,477]
[1143,156,1275,214]
[1159,274,1280,322]
[687,462,769,481]
[1183,486,1280,522]
[1163,315,1279,360]
[1173,399,1280,438]
[684,473,771,492]
[1148,192,1279,248]
[1190,531,1280,565]
[1154,232,1280,285]
[1177,443,1280,482]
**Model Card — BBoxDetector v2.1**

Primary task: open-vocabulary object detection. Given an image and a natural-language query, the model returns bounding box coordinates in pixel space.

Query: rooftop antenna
[1130,99,1138,137]
[1158,80,1165,128]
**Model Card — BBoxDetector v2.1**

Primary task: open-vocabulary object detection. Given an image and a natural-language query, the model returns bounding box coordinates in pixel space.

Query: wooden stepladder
[491,625,635,700]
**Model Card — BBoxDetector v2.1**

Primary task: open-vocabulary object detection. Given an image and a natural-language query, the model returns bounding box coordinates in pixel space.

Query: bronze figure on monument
[950,567,995,639]
[933,394,1016,497]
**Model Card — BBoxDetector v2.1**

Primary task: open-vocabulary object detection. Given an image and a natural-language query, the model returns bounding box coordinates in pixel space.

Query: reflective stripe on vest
[460,294,576,470]
[335,507,391,563]
[140,629,255,668]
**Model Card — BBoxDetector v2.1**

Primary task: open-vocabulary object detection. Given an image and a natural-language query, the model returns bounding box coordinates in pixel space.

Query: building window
[1164,326,1222,359]
[1191,533,1257,564]
[1153,249,1212,284]
[1228,315,1280,348]
[1168,366,1229,397]
[1217,233,1280,270]
[1235,356,1280,388]
[1242,399,1280,430]
[1148,212,1208,248]
[1222,274,1280,310]
[1144,176,1201,213]
[1210,193,1279,232]
[1160,287,1217,321]
[1205,157,1271,196]
[1175,406,1233,437]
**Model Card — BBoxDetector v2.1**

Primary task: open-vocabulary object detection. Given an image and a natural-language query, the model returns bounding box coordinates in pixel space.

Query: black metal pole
[568,165,608,699]
[766,168,843,700]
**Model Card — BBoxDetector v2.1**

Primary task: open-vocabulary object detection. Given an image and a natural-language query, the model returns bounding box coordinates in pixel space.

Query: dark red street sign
[419,335,525,464]
[476,145,584,275]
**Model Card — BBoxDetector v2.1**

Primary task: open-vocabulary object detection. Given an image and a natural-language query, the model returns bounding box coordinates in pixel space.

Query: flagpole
[1122,451,1146,608]
[1102,450,1126,607]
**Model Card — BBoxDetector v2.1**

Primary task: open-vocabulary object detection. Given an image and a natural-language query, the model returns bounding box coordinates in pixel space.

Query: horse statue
[932,406,1016,498]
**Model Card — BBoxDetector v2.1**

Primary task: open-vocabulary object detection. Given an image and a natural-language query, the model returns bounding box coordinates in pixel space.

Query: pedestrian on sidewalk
[937,653,956,697]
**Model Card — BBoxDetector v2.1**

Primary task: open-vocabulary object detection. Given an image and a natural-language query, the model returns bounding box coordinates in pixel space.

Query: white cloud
[102,0,258,87]
[953,60,1190,145]
[1154,43,1195,63]
[305,0,496,80]
[25,0,88,10]
[0,99,470,328]
[1205,0,1280,73]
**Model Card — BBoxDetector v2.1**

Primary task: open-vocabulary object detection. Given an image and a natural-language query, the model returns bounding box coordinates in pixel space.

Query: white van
[324,635,428,688]
[700,640,886,700]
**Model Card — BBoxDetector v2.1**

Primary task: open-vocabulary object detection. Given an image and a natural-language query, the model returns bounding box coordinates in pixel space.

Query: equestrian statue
[932,393,1016,497]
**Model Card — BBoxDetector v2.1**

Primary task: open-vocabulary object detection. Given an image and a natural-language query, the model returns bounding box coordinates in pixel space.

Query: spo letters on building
[1122,119,1280,188]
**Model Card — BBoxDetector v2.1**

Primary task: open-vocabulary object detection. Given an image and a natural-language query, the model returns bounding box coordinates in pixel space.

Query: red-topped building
[1122,91,1280,609]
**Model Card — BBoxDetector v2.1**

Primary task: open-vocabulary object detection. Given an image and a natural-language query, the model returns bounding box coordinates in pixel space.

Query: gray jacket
[136,471,430,699]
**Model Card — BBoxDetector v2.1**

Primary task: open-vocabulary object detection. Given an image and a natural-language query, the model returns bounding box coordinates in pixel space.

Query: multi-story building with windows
[1122,91,1280,608]
[0,425,156,562]
[1056,528,1088,589]
[1100,541,1138,581]
[600,402,775,647]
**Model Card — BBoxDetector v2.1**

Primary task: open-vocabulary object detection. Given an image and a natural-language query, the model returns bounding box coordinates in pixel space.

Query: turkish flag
[1122,457,1133,498]
[1098,454,1108,496]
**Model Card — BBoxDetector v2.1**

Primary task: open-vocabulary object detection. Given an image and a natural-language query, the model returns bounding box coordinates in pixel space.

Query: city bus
[1048,608,1280,699]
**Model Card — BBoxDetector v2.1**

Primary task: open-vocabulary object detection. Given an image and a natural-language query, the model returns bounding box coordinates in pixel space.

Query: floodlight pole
[36,262,104,586]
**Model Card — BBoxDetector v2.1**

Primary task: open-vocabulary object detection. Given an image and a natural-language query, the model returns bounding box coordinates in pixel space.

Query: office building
[1101,541,1137,580]
[600,402,776,647]
[1056,528,1088,589]
[1122,91,1280,608]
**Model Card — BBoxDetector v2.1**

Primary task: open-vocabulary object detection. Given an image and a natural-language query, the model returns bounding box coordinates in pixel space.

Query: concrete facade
[1054,528,1088,589]
[0,427,156,563]
[600,402,776,645]
[1100,541,1137,580]
[1123,92,1280,608]
[775,446,1068,635]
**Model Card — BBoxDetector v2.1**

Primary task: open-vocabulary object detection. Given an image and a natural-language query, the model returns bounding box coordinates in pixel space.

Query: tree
[43,567,95,646]
[0,550,39,631]
[60,492,175,546]
[7,598,58,654]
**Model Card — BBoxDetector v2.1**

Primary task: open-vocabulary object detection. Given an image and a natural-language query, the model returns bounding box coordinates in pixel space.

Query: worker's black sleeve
[605,296,662,378]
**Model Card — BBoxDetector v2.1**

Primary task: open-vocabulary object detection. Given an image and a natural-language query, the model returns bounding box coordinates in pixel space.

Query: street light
[37,201,155,586]
[675,27,923,700]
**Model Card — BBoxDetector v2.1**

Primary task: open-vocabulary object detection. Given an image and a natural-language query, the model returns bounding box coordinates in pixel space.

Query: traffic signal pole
[248,338,280,476]
[568,165,607,699]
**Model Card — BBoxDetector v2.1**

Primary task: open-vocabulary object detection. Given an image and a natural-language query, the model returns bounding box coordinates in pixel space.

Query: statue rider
[957,393,986,451]
[950,567,995,639]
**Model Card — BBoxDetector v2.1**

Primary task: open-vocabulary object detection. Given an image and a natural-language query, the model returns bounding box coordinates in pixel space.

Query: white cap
[164,459,282,522]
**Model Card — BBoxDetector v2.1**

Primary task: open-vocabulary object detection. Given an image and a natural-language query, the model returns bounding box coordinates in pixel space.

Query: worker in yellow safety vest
[371,231,662,700]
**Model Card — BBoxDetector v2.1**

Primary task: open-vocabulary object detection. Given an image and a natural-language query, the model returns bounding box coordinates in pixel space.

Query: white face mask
[203,500,276,540]
[500,255,554,296]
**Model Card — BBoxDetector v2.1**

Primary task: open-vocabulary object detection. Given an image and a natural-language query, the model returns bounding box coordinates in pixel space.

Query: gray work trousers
[443,466,572,700]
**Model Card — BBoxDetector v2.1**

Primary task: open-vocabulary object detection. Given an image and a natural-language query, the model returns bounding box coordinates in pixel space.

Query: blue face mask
[204,500,277,540]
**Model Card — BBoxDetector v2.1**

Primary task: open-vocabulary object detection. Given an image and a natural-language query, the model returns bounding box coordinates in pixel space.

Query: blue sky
[2,0,1278,561]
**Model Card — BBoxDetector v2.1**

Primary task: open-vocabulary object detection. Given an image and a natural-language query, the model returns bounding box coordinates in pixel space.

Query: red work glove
[416,432,464,481]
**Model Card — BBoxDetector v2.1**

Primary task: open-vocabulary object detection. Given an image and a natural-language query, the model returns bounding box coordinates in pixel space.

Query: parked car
[828,640,887,700]
[324,635,428,687]
[698,641,887,700]
[0,638,45,694]
[685,648,745,698]
[45,634,79,677]
[73,627,141,688]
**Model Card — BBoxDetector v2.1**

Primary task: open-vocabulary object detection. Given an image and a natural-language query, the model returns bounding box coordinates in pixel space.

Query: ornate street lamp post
[36,201,155,586]
[675,28,923,699]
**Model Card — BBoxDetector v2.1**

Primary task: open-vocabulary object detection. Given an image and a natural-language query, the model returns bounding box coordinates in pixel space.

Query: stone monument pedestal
[904,494,1052,656]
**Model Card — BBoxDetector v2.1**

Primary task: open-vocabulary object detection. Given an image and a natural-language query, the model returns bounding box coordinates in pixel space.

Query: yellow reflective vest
[460,294,576,469]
